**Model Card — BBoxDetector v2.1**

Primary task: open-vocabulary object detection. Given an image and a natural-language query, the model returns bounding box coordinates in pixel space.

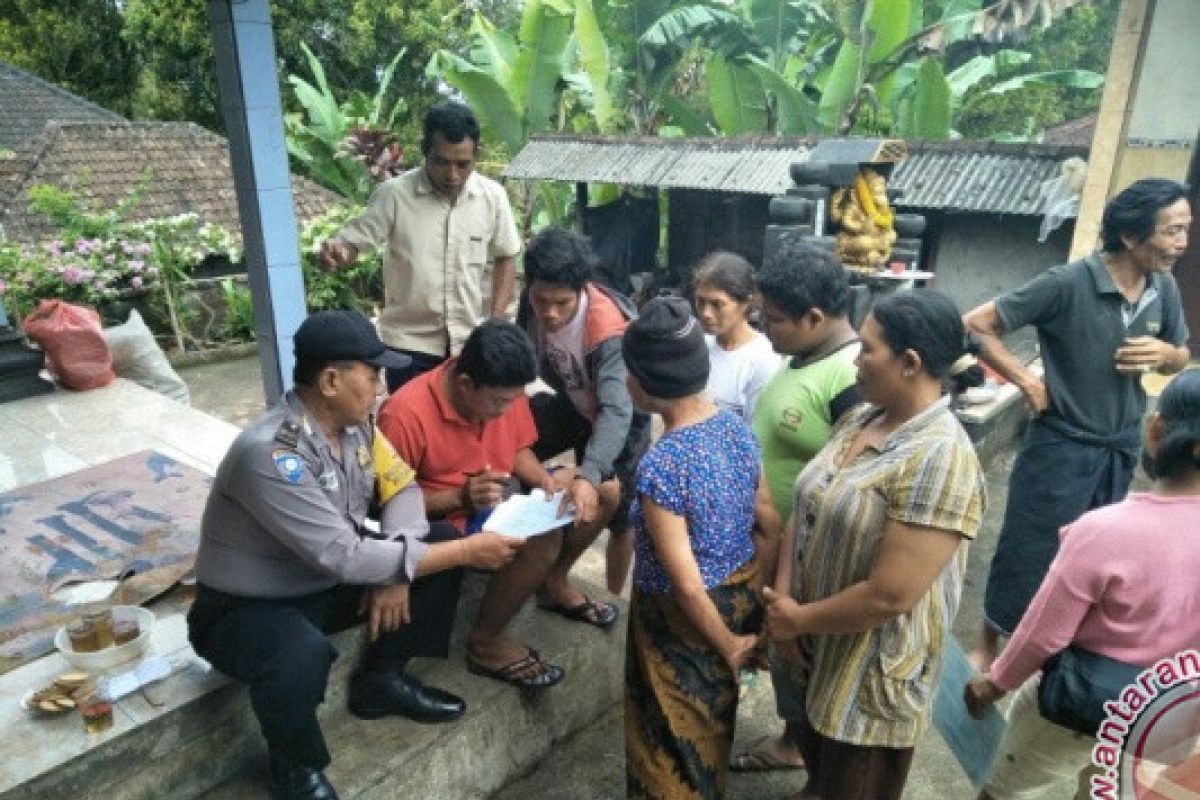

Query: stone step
[197,571,626,800]
[1,548,626,800]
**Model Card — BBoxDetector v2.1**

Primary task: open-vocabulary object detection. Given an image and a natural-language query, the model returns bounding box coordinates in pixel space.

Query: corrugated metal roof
[890,143,1085,215]
[505,135,812,196]
[505,135,1088,215]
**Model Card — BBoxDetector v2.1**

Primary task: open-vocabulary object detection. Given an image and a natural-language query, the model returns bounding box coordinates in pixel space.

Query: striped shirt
[790,398,985,748]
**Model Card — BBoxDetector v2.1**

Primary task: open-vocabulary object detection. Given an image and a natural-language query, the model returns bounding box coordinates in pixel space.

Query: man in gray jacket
[518,227,651,615]
[187,310,523,800]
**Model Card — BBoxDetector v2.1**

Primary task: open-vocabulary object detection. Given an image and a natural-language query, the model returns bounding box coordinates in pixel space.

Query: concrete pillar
[208,0,307,403]
[1070,0,1152,260]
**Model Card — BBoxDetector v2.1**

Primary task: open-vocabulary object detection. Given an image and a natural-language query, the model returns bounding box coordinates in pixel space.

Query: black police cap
[293,310,412,370]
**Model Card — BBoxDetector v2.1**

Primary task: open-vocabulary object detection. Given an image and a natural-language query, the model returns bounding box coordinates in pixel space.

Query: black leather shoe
[348,670,466,723]
[268,754,338,800]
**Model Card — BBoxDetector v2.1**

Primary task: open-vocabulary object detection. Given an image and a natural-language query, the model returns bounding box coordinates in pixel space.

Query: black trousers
[385,349,446,394]
[186,522,463,769]
[528,390,650,531]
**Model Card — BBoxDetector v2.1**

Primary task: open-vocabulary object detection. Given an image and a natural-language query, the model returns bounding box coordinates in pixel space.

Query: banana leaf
[706,53,767,135]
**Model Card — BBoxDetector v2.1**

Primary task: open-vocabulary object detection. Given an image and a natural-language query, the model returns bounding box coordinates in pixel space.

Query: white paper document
[483,489,574,539]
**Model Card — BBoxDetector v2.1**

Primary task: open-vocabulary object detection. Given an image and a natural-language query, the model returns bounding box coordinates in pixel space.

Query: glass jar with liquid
[81,609,114,649]
[66,620,101,653]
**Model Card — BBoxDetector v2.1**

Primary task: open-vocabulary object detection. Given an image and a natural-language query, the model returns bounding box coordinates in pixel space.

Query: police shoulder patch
[272,449,306,484]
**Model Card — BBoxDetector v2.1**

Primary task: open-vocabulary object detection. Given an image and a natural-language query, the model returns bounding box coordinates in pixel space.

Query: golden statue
[829,167,898,273]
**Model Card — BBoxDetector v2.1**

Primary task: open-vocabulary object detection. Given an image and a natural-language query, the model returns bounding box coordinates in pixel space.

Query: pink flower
[62,267,83,285]
[42,240,62,255]
[93,280,106,291]
[128,260,144,273]
[104,254,116,264]
[0,279,6,296]
[131,276,143,289]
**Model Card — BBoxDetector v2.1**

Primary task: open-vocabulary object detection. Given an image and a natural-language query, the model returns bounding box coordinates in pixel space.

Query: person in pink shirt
[965,369,1200,800]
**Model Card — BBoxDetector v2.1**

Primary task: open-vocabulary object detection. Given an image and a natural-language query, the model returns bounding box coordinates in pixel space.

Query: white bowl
[55,606,155,672]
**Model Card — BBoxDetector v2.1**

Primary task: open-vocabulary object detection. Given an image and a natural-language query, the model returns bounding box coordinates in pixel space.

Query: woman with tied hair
[691,251,781,421]
[621,296,782,800]
[965,369,1200,800]
[763,289,987,800]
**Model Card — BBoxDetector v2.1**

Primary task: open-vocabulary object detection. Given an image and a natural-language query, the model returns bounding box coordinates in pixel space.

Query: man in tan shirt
[320,100,521,392]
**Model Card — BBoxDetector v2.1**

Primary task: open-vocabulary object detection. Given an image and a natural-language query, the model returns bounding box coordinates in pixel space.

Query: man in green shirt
[733,241,861,773]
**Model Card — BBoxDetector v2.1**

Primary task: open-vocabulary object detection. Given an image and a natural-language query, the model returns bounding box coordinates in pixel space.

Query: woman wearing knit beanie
[621,296,783,800]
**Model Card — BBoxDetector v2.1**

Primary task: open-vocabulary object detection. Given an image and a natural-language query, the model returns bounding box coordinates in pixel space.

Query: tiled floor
[0,379,241,493]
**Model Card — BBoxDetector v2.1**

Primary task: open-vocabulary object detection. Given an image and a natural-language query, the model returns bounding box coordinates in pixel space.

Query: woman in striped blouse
[763,290,987,800]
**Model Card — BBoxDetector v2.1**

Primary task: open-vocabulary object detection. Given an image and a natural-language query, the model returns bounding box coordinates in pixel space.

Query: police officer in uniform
[187,310,524,800]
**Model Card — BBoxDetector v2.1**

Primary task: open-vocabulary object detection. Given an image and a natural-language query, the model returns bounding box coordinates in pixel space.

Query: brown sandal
[729,736,806,772]
[466,648,564,689]
[537,596,619,630]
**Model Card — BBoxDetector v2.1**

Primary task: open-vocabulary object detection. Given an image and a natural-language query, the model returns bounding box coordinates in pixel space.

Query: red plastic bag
[23,300,115,390]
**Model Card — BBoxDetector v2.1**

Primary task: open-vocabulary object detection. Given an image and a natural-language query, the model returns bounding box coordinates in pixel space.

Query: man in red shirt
[377,320,566,687]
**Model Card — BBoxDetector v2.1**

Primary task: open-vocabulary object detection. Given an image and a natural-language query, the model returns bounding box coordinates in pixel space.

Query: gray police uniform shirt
[195,391,428,598]
[995,253,1189,436]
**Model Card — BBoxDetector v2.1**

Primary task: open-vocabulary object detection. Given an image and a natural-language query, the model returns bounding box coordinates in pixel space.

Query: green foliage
[706,54,767,135]
[816,0,914,130]
[745,56,819,134]
[429,0,574,155]
[284,44,409,201]
[120,0,463,134]
[26,180,150,241]
[574,0,618,131]
[0,0,137,115]
[429,0,593,231]
[985,69,1105,96]
[0,185,238,325]
[639,0,831,135]
[119,0,222,129]
[945,50,1032,99]
[298,206,382,313]
[954,1,1118,139]
[219,278,256,341]
[903,57,951,138]
[817,36,863,131]
[639,5,754,53]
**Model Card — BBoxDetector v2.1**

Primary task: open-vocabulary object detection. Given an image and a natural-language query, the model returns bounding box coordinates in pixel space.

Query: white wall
[930,214,1075,360]
[1126,0,1200,144]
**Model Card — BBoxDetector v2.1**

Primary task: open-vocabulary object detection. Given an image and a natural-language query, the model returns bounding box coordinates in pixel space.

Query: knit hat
[622,296,709,399]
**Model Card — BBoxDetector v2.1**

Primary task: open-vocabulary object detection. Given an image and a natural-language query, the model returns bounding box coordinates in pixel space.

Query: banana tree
[429,0,631,231]
[636,0,824,136]
[890,48,1104,139]
[427,0,575,156]
[823,0,1104,136]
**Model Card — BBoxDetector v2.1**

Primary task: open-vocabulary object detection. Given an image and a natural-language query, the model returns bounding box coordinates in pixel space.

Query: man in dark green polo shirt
[964,177,1192,669]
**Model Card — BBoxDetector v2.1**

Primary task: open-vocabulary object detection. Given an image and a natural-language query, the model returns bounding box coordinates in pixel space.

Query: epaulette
[274,418,302,449]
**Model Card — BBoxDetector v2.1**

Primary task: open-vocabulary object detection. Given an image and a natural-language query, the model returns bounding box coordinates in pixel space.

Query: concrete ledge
[956,363,1041,469]
[0,613,258,800]
[199,565,625,799]
[957,383,1028,470]
[1,549,624,800]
